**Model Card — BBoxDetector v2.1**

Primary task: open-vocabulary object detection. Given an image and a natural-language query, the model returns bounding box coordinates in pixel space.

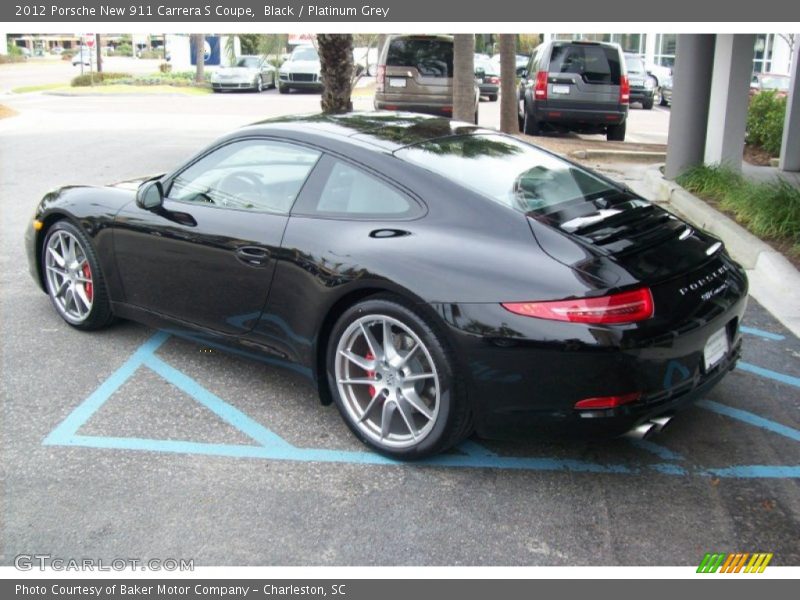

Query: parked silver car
[278,45,323,94]
[211,56,276,93]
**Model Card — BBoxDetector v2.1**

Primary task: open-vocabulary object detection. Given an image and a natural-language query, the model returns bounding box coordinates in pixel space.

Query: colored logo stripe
[697,552,773,573]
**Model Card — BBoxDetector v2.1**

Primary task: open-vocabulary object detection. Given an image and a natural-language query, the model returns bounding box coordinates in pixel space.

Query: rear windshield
[387,38,454,77]
[549,44,621,84]
[625,55,646,74]
[395,134,618,215]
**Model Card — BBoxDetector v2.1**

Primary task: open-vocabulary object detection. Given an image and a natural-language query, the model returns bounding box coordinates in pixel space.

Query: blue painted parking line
[740,326,786,341]
[697,399,800,442]
[737,362,800,389]
[42,330,800,479]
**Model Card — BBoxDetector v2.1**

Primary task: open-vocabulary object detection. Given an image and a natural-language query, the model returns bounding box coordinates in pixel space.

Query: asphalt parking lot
[1,88,798,566]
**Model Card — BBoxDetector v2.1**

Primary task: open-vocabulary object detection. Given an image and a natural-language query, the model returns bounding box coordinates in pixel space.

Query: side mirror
[136,180,164,211]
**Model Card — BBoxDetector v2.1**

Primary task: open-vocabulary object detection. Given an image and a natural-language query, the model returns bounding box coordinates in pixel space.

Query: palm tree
[453,34,476,123]
[317,34,354,114]
[192,34,204,83]
[499,34,518,133]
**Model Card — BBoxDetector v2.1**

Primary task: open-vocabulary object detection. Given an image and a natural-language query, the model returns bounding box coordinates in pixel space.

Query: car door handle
[235,246,271,266]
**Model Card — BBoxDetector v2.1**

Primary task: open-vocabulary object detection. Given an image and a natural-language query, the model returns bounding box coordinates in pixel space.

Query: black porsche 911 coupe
[25,112,748,459]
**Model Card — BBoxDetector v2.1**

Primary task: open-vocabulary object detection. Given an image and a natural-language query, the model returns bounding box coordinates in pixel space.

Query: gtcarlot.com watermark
[14,554,194,572]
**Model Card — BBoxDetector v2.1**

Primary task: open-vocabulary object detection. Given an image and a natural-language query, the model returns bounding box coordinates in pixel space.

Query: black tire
[474,107,479,125]
[41,220,114,331]
[278,82,288,94]
[607,121,626,142]
[326,297,472,460]
[660,92,669,107]
[523,107,541,135]
[488,94,498,102]
[642,96,654,110]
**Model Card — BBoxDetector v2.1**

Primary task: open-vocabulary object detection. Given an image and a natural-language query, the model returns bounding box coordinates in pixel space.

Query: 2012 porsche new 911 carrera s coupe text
[26,113,748,459]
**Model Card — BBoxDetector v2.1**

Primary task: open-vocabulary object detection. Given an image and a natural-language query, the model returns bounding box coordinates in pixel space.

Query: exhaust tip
[651,415,673,432]
[625,422,657,440]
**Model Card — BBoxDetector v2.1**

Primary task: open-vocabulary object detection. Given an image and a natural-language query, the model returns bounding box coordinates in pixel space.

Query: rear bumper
[479,84,499,95]
[533,103,627,125]
[431,273,748,440]
[375,99,454,117]
[630,88,654,103]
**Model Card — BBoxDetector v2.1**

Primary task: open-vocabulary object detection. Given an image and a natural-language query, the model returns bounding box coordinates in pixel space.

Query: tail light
[534,71,548,100]
[489,76,500,85]
[501,288,654,324]
[574,393,641,410]
[620,75,630,104]
[376,64,386,92]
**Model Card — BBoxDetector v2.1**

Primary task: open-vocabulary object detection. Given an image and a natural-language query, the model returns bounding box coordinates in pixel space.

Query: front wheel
[42,220,114,330]
[254,76,263,92]
[327,298,471,459]
[278,82,288,94]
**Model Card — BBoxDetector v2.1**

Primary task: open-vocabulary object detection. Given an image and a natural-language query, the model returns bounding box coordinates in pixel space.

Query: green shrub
[114,43,133,57]
[138,49,164,60]
[678,164,800,254]
[61,50,76,60]
[158,61,172,73]
[746,91,787,157]
[71,72,131,87]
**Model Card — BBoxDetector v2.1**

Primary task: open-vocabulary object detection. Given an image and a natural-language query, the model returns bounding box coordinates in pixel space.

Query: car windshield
[236,57,260,68]
[387,38,454,77]
[291,47,318,61]
[396,134,619,216]
[625,55,646,74]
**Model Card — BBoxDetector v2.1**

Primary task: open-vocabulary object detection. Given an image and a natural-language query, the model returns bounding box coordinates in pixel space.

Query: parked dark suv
[519,40,629,141]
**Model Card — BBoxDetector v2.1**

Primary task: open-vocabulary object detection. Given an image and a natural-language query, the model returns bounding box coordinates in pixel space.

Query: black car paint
[26,113,748,439]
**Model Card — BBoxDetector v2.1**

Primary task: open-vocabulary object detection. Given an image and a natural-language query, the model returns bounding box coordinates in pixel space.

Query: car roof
[241,112,490,152]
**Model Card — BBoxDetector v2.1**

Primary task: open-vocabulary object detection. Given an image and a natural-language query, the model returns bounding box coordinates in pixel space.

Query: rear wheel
[488,94,498,102]
[523,108,541,135]
[327,298,471,460]
[642,95,654,110]
[652,87,662,106]
[42,220,114,330]
[607,121,626,142]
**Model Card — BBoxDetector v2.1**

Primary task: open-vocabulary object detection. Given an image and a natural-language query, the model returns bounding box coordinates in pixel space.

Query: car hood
[109,174,164,191]
[217,67,259,77]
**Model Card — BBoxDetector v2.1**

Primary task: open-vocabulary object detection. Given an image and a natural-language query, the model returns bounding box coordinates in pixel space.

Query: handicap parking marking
[737,362,800,389]
[42,331,800,479]
[740,326,786,341]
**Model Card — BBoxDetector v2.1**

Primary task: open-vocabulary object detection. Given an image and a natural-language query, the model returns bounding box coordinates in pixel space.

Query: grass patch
[57,84,212,96]
[677,165,800,257]
[11,82,66,94]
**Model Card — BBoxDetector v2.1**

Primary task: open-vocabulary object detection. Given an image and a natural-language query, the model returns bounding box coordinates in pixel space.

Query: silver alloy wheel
[335,315,440,449]
[44,229,94,324]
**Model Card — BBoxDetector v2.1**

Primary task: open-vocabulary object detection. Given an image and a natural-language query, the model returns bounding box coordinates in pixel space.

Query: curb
[644,164,800,338]
[571,149,667,161]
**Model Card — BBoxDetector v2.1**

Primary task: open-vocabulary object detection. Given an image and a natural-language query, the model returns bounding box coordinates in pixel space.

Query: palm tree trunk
[499,34,518,133]
[318,34,354,114]
[453,34,476,122]
[192,34,205,83]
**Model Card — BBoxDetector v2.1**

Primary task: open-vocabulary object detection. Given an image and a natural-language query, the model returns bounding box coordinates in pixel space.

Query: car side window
[168,140,321,214]
[312,160,418,218]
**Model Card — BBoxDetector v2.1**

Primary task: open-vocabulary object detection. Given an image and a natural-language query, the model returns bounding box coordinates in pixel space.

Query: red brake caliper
[82,263,93,302]
[365,352,376,397]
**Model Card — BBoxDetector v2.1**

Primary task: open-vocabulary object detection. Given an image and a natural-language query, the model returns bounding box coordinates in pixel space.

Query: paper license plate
[552,84,570,94]
[703,327,729,371]
[388,78,407,88]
